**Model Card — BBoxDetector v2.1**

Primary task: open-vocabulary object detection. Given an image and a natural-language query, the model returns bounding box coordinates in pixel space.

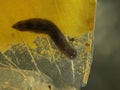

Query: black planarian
[12,18,77,59]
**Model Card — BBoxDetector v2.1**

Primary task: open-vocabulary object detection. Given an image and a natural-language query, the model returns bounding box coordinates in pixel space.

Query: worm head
[12,20,35,31]
[12,19,51,32]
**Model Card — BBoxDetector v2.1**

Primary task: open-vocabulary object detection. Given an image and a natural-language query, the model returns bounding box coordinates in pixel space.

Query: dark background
[82,0,120,90]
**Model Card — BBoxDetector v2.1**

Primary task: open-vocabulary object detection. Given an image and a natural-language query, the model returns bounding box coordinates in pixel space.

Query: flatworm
[12,18,77,59]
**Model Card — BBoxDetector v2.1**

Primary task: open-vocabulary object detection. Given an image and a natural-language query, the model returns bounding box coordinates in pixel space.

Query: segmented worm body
[12,18,77,59]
